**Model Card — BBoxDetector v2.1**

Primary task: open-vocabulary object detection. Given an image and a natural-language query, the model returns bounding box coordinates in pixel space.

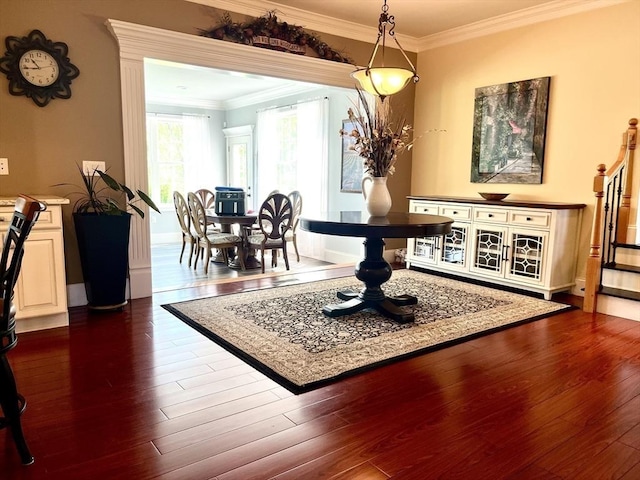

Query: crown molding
[417,0,632,51]
[145,95,225,110]
[184,0,420,53]
[145,82,320,110]
[186,0,631,53]
[106,19,355,88]
[223,83,322,110]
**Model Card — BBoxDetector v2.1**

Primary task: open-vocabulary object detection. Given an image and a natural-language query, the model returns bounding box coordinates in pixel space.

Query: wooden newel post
[616,118,637,243]
[583,163,607,313]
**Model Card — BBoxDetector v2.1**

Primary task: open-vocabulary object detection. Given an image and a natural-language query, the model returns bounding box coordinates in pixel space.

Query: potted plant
[55,165,160,310]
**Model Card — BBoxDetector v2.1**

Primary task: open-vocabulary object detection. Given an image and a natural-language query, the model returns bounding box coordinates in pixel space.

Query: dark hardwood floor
[3,253,640,479]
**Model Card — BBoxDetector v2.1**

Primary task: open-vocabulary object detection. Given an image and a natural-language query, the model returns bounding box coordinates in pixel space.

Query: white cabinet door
[14,229,67,319]
[440,223,470,271]
[505,229,548,285]
[471,224,548,286]
[408,202,470,271]
[470,224,508,278]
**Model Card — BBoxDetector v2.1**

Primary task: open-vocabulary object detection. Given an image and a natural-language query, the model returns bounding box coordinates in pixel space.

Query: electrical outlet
[82,161,106,175]
[0,158,8,175]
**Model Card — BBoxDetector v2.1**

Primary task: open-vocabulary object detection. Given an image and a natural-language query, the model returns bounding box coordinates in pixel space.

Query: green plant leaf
[97,170,122,192]
[53,162,160,219]
[137,190,161,213]
[129,204,145,218]
[121,184,135,201]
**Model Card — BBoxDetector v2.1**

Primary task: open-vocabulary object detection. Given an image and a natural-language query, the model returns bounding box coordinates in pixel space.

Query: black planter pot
[73,212,132,310]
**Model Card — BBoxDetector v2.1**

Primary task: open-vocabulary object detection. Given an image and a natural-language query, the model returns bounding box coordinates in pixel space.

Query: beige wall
[412,0,640,280]
[4,0,636,288]
[1,0,415,284]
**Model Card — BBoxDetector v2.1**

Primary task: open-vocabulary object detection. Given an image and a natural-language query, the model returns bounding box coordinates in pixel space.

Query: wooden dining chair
[0,194,46,465]
[247,193,293,273]
[172,191,197,267]
[195,188,215,209]
[187,192,246,273]
[285,190,302,262]
[195,188,222,232]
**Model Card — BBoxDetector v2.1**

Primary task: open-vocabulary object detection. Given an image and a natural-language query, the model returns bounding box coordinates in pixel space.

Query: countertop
[408,195,586,210]
[0,195,70,206]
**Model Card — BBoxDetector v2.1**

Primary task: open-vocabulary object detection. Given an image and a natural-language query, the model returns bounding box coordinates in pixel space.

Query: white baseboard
[572,277,586,297]
[67,283,87,308]
[596,295,640,321]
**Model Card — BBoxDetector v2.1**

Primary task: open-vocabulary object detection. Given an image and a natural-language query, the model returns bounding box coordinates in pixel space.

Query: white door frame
[222,125,255,210]
[106,19,355,298]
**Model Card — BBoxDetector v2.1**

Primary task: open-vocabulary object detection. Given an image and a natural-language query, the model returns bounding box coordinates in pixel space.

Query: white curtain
[295,97,328,216]
[255,98,328,209]
[255,107,281,202]
[255,98,329,259]
[182,114,213,192]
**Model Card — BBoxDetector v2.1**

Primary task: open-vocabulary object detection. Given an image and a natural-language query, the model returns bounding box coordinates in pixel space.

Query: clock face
[19,49,59,86]
[0,30,79,106]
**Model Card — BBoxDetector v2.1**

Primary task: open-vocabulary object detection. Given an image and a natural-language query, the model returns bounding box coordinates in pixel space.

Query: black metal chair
[0,194,46,465]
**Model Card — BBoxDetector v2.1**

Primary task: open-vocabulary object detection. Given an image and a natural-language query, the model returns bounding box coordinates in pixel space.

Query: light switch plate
[0,158,8,175]
[82,161,106,175]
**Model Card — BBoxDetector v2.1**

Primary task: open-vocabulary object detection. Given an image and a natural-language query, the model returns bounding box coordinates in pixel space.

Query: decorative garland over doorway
[199,11,353,64]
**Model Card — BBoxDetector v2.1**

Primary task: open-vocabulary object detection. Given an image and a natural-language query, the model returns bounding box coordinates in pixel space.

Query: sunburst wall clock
[0,29,80,107]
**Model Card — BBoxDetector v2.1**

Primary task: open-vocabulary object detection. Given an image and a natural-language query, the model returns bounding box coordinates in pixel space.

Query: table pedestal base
[228,254,261,270]
[323,291,417,324]
[322,237,417,324]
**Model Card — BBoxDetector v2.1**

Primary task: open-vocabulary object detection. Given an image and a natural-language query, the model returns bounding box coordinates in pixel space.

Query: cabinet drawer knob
[526,217,532,221]
[0,216,6,222]
[453,211,458,214]
[488,213,493,218]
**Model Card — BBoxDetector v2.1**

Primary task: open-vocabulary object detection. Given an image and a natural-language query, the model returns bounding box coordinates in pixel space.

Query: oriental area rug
[162,270,573,394]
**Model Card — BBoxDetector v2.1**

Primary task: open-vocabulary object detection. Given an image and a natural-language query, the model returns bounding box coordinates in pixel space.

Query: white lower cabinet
[0,196,69,332]
[407,197,585,299]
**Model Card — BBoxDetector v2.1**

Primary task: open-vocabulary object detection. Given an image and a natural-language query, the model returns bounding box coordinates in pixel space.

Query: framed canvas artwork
[470,76,551,184]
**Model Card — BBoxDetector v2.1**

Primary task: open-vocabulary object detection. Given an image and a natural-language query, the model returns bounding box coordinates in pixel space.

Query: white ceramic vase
[362,175,392,217]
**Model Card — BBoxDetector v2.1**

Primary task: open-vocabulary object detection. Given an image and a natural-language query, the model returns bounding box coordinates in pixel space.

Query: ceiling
[144,59,325,109]
[256,0,556,39]
[146,0,618,107]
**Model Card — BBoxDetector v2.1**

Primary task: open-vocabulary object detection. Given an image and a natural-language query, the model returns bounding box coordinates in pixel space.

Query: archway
[106,19,355,298]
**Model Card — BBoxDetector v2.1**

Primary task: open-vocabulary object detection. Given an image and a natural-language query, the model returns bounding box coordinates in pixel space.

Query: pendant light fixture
[351,0,419,99]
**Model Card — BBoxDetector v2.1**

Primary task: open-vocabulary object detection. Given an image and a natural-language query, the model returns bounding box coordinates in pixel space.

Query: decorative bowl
[479,192,509,201]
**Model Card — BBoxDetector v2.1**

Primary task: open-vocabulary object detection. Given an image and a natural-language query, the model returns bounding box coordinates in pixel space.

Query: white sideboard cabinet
[0,195,69,332]
[406,196,586,299]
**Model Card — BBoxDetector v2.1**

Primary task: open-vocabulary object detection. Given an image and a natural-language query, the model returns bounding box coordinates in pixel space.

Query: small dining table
[205,211,260,270]
[300,211,453,323]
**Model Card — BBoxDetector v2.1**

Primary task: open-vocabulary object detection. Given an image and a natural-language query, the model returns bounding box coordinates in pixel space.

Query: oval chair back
[194,188,216,209]
[248,193,293,273]
[187,192,245,273]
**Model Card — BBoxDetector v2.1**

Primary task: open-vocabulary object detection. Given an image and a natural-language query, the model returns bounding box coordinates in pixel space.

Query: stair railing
[583,118,637,313]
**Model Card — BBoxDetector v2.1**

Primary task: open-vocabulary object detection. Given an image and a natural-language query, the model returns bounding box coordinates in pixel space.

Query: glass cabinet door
[440,223,469,270]
[506,230,547,284]
[413,236,439,264]
[470,225,507,278]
